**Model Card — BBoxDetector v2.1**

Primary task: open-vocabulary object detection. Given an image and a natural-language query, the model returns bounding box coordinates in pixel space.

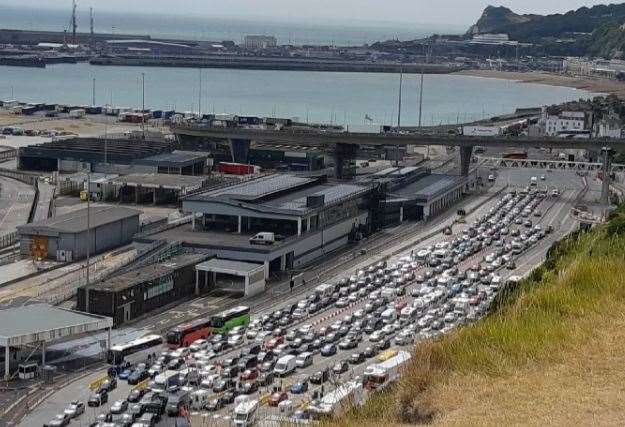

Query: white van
[233,399,258,427]
[274,355,297,377]
[249,232,275,245]
[381,308,397,324]
[295,352,314,368]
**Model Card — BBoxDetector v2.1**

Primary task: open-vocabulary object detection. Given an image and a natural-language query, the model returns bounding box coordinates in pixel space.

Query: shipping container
[69,109,86,118]
[86,106,102,114]
[217,162,259,175]
[238,116,261,125]
[21,106,37,116]
[152,110,163,119]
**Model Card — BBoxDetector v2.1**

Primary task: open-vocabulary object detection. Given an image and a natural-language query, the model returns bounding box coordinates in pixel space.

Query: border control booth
[195,259,266,296]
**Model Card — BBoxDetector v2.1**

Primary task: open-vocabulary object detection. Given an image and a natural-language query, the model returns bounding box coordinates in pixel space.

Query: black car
[310,368,330,385]
[321,344,337,357]
[349,352,366,365]
[237,355,258,371]
[363,346,377,358]
[100,377,117,392]
[376,338,391,351]
[87,390,108,407]
[128,369,149,385]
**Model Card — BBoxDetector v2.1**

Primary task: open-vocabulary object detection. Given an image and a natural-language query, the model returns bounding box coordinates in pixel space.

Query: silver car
[63,401,84,418]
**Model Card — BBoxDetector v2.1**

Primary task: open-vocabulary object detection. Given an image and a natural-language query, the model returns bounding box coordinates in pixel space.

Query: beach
[456,69,625,98]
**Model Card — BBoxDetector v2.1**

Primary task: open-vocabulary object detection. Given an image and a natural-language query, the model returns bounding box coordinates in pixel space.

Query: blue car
[290,381,308,394]
[118,369,132,380]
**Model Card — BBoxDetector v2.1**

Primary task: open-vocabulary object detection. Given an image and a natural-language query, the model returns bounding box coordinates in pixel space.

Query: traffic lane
[24,178,562,422]
[20,370,133,427]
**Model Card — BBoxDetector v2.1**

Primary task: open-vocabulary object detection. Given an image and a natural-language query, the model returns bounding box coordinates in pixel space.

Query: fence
[0,232,17,249]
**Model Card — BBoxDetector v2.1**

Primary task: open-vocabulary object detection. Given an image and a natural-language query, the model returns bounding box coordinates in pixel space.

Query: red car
[240,369,258,381]
[268,391,289,407]
[265,336,284,350]
[394,301,407,312]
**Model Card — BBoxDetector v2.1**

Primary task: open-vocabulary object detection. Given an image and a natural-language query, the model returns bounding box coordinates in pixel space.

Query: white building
[544,110,587,136]
[596,114,623,139]
[243,35,277,50]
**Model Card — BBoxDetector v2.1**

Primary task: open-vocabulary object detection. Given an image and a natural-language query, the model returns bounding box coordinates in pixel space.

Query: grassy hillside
[336,204,625,426]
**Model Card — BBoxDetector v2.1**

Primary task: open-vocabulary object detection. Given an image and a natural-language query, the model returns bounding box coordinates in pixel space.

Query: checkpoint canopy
[195,258,266,297]
[0,304,113,380]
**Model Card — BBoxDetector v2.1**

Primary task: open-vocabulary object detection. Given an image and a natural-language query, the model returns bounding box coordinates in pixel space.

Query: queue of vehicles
[44,187,554,427]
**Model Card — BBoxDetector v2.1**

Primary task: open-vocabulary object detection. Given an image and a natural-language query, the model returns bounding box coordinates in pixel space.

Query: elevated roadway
[172,125,625,151]
[172,124,625,179]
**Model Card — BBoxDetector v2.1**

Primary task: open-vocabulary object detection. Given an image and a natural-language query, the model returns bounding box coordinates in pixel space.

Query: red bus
[165,318,212,349]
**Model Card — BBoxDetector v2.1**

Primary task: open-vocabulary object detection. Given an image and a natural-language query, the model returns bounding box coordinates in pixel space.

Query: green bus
[211,305,250,334]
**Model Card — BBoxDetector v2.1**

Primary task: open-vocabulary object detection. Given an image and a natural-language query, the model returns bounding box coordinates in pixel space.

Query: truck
[218,162,260,175]
[233,399,259,427]
[461,125,501,137]
[152,370,181,393]
[308,380,364,420]
[362,350,412,391]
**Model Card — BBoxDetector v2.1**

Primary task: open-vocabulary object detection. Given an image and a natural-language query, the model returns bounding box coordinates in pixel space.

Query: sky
[2,1,616,27]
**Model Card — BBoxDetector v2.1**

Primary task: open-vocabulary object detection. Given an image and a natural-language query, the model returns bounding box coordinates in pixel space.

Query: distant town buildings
[563,57,625,78]
[243,35,277,50]
[469,33,518,46]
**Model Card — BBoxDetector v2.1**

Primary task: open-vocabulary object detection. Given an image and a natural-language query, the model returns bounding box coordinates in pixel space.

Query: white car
[189,339,208,352]
[227,334,244,347]
[335,298,349,308]
[63,401,85,418]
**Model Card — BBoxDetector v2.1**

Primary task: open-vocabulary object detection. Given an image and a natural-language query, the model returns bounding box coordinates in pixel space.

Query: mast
[71,0,77,44]
[89,7,94,48]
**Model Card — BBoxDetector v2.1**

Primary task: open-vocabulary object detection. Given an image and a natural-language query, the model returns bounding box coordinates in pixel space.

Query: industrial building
[18,138,208,175]
[243,35,277,50]
[140,174,372,278]
[17,206,140,261]
[108,173,213,204]
[77,254,209,326]
[382,173,470,223]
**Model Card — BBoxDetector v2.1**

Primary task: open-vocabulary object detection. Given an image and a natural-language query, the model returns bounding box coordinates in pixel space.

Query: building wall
[22,215,141,261]
[78,262,198,327]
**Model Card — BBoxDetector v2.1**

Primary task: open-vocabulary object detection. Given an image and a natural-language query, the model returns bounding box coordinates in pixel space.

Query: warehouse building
[17,206,140,261]
[140,174,372,277]
[77,254,209,326]
[18,138,208,175]
[381,173,470,224]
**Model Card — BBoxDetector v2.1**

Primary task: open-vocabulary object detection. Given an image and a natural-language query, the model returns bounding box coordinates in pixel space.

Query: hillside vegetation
[335,204,625,425]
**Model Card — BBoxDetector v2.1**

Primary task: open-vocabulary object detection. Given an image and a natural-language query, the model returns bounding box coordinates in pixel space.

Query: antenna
[71,0,77,44]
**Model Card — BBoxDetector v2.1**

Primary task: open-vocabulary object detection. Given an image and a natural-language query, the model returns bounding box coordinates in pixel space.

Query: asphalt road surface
[18,168,593,427]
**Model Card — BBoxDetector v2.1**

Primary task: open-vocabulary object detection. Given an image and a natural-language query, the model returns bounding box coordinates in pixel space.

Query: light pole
[85,172,91,287]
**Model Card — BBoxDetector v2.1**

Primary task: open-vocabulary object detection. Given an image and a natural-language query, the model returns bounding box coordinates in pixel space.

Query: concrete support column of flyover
[601,147,615,207]
[230,139,251,163]
[4,344,9,381]
[333,143,357,179]
[460,146,473,177]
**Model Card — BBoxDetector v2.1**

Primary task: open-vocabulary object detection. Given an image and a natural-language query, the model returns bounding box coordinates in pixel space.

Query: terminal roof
[136,150,209,168]
[392,174,466,201]
[0,304,112,346]
[196,258,264,275]
[18,206,140,235]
